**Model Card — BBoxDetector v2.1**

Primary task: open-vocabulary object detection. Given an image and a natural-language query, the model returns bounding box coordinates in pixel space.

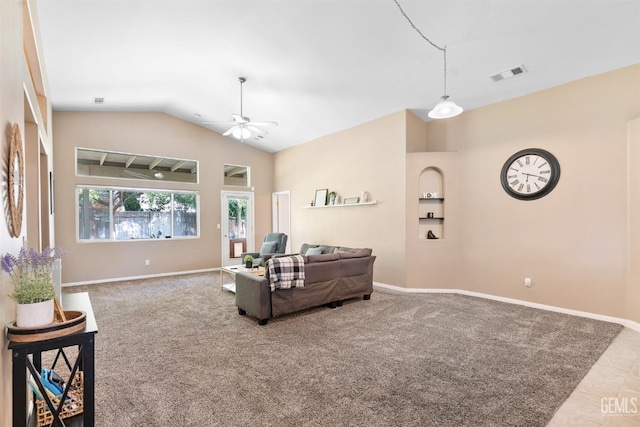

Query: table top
[221,265,265,276]
[8,292,97,349]
[62,292,98,334]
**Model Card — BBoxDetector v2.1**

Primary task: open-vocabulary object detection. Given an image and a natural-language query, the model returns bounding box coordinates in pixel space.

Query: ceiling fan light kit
[202,77,278,142]
[232,127,251,140]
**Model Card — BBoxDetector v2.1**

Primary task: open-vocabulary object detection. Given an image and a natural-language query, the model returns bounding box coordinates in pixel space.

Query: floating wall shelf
[304,200,378,209]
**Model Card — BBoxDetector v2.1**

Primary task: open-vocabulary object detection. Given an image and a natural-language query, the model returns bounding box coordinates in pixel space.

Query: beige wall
[406,152,459,289]
[273,110,408,286]
[0,0,23,420]
[53,112,274,283]
[1,0,53,422]
[273,65,640,325]
[627,117,640,323]
[420,65,640,322]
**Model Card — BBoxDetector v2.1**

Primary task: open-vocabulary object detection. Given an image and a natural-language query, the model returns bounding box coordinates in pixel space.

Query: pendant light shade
[428,96,463,119]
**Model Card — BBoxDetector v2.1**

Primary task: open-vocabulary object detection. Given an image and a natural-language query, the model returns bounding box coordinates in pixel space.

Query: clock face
[500,148,560,200]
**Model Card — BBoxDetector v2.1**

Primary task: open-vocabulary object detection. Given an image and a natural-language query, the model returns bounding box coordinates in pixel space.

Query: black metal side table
[9,292,98,427]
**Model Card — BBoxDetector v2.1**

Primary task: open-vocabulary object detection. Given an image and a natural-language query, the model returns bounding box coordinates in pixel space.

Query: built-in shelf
[304,200,378,209]
[419,217,444,221]
[418,197,444,201]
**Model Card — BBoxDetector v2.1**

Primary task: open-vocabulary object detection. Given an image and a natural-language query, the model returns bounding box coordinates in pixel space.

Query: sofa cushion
[300,243,319,256]
[260,241,278,256]
[320,245,337,254]
[307,253,340,263]
[338,251,367,259]
[304,246,323,256]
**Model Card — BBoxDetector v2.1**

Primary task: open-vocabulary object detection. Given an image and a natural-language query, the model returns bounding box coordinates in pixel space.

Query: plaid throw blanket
[267,255,305,291]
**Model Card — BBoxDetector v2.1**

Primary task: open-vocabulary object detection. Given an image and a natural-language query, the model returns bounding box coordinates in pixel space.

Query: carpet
[61,272,622,426]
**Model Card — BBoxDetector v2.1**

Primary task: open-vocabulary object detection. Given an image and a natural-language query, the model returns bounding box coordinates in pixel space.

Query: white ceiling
[35,0,640,153]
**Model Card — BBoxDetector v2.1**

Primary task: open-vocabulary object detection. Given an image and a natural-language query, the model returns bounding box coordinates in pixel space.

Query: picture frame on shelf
[314,189,328,207]
[344,197,359,205]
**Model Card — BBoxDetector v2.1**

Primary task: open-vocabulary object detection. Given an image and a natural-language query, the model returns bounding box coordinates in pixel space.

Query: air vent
[93,97,105,104]
[490,65,527,82]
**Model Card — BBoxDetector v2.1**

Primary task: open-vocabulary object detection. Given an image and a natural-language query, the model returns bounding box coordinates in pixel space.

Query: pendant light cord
[392,0,444,52]
[393,0,449,99]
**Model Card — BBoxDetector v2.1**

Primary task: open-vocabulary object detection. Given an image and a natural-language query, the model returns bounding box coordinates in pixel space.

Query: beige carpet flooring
[59,272,622,426]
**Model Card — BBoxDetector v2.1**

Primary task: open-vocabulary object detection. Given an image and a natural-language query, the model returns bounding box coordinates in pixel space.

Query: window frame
[75,147,199,184]
[76,185,200,243]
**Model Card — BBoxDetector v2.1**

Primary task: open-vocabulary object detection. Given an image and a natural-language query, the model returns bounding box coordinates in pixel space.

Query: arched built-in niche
[418,167,445,240]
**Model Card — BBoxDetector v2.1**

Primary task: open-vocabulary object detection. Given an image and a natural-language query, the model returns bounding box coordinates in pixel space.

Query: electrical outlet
[524,277,532,287]
[145,259,150,266]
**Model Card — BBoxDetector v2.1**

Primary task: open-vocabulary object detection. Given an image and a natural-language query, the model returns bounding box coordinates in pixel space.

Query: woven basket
[35,371,84,427]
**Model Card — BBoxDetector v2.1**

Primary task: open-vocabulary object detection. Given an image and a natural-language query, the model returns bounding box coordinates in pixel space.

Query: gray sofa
[235,244,375,325]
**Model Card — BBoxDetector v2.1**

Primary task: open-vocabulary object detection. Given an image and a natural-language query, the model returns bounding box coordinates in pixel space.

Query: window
[76,148,198,184]
[224,164,250,186]
[77,186,198,241]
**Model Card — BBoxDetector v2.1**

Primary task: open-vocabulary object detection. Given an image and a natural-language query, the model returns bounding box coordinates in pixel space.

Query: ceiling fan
[202,77,278,141]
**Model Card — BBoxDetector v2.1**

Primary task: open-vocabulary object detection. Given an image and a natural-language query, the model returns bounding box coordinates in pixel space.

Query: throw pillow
[304,246,323,256]
[260,241,278,256]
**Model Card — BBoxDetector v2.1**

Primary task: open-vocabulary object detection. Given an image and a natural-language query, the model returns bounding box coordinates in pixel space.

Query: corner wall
[273,110,408,286]
[419,65,640,322]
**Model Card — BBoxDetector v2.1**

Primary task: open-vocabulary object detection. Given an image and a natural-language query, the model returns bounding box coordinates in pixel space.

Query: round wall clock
[500,148,560,200]
[8,123,24,237]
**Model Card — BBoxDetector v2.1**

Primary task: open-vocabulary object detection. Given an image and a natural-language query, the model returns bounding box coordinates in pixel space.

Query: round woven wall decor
[8,123,24,237]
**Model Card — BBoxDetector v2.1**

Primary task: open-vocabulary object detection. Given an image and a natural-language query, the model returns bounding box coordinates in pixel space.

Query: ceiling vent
[490,65,527,82]
[93,97,105,104]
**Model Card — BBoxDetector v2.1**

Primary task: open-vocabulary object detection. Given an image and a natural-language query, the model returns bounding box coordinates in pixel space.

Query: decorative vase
[245,261,252,269]
[15,299,54,327]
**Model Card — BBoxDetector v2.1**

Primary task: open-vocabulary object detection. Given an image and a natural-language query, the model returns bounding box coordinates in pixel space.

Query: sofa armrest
[235,272,271,321]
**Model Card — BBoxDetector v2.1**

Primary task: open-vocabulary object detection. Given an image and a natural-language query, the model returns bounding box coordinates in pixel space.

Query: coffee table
[220,265,265,293]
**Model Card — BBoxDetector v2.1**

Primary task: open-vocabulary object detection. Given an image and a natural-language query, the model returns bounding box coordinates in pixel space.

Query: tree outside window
[77,186,198,241]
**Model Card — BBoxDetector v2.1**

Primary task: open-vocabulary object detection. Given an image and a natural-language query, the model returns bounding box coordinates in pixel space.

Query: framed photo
[315,189,328,206]
[344,197,359,205]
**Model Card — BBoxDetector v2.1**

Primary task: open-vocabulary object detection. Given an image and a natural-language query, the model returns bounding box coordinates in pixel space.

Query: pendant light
[393,0,464,119]
[428,46,463,119]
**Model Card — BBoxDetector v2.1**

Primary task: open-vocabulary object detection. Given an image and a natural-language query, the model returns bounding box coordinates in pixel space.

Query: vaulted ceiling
[36,0,640,153]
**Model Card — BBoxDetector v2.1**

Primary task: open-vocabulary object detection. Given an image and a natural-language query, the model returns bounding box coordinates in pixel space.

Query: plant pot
[15,299,54,328]
[245,261,252,269]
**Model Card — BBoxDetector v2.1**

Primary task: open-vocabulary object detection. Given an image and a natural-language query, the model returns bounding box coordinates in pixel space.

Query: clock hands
[521,172,544,179]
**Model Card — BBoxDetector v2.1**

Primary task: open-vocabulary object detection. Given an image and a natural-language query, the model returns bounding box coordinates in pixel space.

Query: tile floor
[548,328,640,426]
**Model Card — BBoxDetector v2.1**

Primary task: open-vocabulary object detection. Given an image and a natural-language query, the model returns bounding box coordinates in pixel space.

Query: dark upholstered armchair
[240,233,288,266]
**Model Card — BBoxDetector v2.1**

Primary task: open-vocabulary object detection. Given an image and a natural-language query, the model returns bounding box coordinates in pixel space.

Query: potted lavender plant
[2,247,66,327]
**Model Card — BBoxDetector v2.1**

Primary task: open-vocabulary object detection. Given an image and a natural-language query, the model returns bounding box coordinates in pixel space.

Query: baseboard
[373,282,640,333]
[63,268,219,287]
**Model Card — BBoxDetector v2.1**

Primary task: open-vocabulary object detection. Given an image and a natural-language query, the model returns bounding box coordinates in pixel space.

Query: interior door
[272,191,291,253]
[221,191,254,266]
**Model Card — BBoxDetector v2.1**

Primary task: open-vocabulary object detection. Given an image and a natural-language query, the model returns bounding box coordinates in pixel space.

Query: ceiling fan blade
[123,170,152,179]
[247,125,268,135]
[222,127,237,136]
[248,121,278,127]
[231,114,250,123]
[201,121,236,125]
